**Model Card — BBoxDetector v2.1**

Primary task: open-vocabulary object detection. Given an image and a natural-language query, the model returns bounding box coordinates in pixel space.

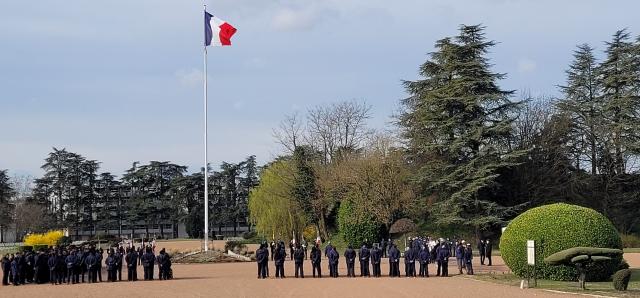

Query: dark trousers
[88,268,97,283]
[294,262,304,278]
[486,255,492,266]
[275,264,284,278]
[108,269,117,282]
[257,262,267,279]
[372,263,381,277]
[80,267,85,283]
[66,268,74,284]
[159,266,169,280]
[330,263,338,277]
[437,260,442,276]
[405,262,415,277]
[390,262,400,277]
[480,253,485,265]
[312,262,321,277]
[346,262,355,277]
[49,270,56,284]
[128,266,137,281]
[143,266,153,280]
[441,261,449,277]
[2,269,8,285]
[419,262,429,277]
[360,260,369,276]
[466,262,474,275]
[12,273,19,285]
[117,266,122,281]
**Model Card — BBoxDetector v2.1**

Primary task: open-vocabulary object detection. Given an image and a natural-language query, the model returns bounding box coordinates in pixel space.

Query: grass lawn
[474,269,640,297]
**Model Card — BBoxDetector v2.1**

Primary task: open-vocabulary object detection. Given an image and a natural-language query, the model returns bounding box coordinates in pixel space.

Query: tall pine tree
[400,25,525,235]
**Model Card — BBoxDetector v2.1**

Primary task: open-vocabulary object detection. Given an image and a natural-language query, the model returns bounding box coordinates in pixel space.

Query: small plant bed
[173,250,253,264]
[471,269,640,298]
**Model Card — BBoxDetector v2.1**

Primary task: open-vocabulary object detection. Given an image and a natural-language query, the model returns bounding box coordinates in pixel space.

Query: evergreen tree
[399,25,525,235]
[292,146,318,239]
[599,29,640,175]
[0,170,15,242]
[557,44,602,174]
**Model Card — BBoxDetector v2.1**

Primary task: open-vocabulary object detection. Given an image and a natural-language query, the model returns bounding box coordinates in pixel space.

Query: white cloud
[517,58,537,73]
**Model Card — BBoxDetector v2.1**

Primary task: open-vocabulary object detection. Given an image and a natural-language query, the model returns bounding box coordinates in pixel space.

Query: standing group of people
[254,237,493,279]
[1,244,173,287]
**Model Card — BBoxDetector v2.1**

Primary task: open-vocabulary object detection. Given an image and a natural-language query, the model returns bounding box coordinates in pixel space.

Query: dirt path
[1,257,573,298]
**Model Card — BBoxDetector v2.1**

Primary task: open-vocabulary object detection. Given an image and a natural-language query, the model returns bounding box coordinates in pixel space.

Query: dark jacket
[85,253,97,270]
[437,245,450,262]
[274,247,285,266]
[256,247,266,264]
[419,248,430,264]
[389,246,400,263]
[310,246,321,264]
[65,254,77,269]
[359,246,370,262]
[106,255,117,271]
[371,247,381,265]
[47,255,57,270]
[126,251,138,267]
[293,248,305,264]
[344,248,356,264]
[404,248,415,264]
[464,247,473,264]
[328,249,339,265]
[142,252,155,268]
[484,242,493,256]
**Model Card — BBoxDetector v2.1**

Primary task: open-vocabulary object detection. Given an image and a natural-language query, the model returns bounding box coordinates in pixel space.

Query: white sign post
[526,240,536,287]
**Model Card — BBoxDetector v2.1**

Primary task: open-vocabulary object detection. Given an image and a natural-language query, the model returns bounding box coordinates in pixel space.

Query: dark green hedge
[500,203,622,281]
[337,200,380,247]
[612,269,632,291]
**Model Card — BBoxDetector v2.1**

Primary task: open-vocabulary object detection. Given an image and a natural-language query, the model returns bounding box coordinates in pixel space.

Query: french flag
[204,11,237,47]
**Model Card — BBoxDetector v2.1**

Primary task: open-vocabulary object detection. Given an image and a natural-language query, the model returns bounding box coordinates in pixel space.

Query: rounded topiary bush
[612,269,632,291]
[338,200,380,247]
[500,203,622,281]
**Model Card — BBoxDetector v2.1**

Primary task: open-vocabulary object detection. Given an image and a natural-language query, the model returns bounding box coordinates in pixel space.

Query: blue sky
[1,0,638,176]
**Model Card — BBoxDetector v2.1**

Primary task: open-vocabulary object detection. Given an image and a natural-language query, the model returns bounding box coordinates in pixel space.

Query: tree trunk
[318,211,329,241]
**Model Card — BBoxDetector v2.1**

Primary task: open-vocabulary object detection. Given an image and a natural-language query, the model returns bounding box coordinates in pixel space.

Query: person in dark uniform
[56,251,66,284]
[106,250,117,282]
[10,255,19,286]
[73,249,82,284]
[327,246,339,278]
[142,247,155,281]
[370,245,381,277]
[484,239,492,266]
[85,249,97,283]
[404,245,416,277]
[456,241,465,274]
[78,248,87,283]
[477,240,486,265]
[344,245,356,277]
[35,250,48,284]
[125,248,138,281]
[464,243,474,275]
[256,243,267,279]
[418,245,430,277]
[47,252,58,285]
[116,247,124,281]
[324,241,333,259]
[359,243,370,277]
[274,241,285,278]
[388,243,400,277]
[96,248,104,282]
[1,254,10,285]
[437,242,450,277]
[289,240,294,261]
[293,243,305,278]
[158,248,171,280]
[310,243,321,278]
[64,250,77,284]
[25,251,34,283]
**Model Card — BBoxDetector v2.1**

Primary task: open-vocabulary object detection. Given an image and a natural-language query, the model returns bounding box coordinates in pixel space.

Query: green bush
[612,269,632,291]
[337,200,380,247]
[500,203,622,281]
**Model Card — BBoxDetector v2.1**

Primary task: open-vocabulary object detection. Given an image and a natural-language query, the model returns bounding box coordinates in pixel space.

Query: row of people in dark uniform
[254,238,482,279]
[1,245,172,287]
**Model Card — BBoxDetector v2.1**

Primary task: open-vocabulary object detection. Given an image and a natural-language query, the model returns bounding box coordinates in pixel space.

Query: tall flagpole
[203,3,209,252]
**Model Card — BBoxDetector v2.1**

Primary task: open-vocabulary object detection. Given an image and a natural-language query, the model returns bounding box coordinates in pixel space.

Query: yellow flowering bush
[24,230,64,246]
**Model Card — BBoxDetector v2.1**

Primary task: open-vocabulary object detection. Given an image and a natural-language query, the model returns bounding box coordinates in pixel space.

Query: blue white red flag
[204,11,237,46]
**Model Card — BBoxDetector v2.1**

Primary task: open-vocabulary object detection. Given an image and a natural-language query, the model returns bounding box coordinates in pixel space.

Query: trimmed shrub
[612,269,632,291]
[337,200,380,247]
[618,259,630,270]
[500,203,622,281]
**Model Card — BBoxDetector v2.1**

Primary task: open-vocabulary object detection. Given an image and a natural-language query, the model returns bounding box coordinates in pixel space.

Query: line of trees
[0,149,258,241]
[249,25,640,246]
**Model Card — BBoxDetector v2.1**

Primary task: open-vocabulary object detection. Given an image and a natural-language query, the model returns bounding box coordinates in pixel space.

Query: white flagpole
[203,3,209,252]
